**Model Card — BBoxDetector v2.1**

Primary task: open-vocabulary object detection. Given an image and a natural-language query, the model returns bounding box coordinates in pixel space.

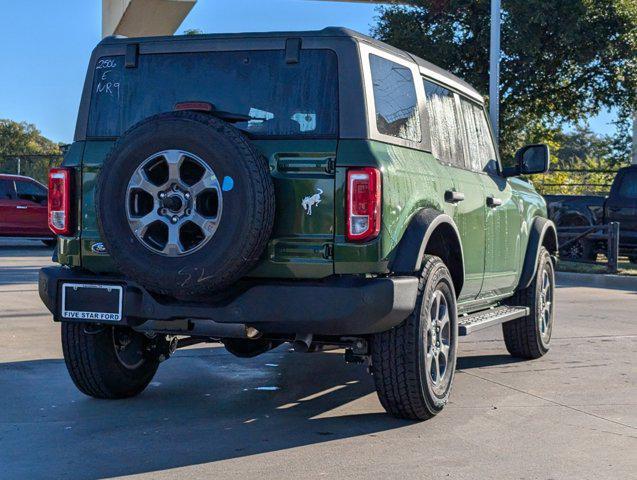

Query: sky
[0,0,618,144]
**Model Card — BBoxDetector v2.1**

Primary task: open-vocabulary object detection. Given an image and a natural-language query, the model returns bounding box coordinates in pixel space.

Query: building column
[102,0,196,38]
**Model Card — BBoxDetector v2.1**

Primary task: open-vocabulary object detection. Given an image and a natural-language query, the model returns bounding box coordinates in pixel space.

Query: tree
[532,126,622,195]
[372,0,637,161]
[0,119,60,155]
[0,119,62,183]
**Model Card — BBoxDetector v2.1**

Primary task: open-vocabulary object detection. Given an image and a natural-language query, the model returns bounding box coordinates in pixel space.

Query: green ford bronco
[39,28,558,420]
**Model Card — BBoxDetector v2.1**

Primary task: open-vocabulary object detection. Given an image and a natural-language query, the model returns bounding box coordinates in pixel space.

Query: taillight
[48,168,72,235]
[346,167,381,242]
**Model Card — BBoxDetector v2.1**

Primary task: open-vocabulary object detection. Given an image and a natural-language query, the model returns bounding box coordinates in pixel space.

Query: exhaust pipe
[293,333,313,352]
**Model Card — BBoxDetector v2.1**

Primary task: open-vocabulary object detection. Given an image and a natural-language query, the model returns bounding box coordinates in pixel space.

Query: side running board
[458,306,529,336]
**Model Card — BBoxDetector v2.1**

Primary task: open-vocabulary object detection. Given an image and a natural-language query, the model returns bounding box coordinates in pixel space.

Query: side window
[0,180,15,200]
[16,181,47,205]
[618,171,637,199]
[369,54,421,142]
[423,80,465,168]
[459,98,498,173]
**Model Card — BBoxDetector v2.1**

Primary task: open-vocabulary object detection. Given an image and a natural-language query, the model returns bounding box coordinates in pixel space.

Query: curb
[556,271,637,291]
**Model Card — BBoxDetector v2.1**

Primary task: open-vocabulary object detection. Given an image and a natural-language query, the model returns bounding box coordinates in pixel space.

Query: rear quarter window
[369,54,421,142]
[87,49,339,138]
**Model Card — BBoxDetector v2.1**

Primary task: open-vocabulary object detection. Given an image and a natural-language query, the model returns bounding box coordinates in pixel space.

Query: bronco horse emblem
[301,188,323,216]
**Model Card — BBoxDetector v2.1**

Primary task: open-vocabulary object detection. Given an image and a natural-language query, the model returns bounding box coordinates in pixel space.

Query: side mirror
[509,144,550,176]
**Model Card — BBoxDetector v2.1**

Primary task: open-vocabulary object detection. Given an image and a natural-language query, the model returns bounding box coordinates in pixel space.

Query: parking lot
[0,239,635,480]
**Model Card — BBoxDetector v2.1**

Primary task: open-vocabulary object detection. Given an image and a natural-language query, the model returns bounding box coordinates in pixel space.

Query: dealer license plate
[61,283,123,321]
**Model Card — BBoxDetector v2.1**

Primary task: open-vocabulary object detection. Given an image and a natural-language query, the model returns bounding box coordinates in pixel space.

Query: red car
[0,174,55,245]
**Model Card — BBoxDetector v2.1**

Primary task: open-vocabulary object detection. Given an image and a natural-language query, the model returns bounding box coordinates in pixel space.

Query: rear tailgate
[246,140,336,278]
[78,139,337,278]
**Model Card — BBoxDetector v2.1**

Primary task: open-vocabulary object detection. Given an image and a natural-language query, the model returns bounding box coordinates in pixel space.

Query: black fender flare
[389,208,465,293]
[518,217,558,290]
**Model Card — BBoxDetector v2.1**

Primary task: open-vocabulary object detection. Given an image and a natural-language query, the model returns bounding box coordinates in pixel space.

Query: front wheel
[61,323,160,399]
[502,246,555,359]
[371,256,458,420]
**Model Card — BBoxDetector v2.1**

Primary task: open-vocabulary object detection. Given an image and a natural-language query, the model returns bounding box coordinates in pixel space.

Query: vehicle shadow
[0,346,413,479]
[457,354,524,370]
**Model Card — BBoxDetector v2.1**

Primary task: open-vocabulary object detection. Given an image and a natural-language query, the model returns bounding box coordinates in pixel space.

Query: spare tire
[95,111,275,299]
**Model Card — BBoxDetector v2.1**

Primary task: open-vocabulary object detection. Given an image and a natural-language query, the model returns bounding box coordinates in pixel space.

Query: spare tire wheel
[95,111,275,299]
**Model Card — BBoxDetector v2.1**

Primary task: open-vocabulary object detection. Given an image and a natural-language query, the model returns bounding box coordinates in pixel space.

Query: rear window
[87,49,338,138]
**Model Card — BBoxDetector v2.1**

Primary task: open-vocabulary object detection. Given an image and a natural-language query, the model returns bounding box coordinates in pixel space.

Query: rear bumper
[39,266,419,336]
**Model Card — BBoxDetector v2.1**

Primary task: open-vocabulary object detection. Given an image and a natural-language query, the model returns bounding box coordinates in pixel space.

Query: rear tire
[371,256,458,420]
[502,247,555,359]
[61,323,159,399]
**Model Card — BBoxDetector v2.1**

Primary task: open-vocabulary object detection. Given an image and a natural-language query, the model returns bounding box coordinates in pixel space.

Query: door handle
[16,205,28,210]
[445,190,465,203]
[487,196,502,208]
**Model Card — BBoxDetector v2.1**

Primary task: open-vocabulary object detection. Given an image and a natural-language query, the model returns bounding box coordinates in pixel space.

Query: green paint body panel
[247,140,337,278]
[446,166,486,301]
[334,140,453,276]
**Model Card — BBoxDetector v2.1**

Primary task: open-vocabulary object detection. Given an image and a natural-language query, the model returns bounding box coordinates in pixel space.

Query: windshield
[87,49,338,138]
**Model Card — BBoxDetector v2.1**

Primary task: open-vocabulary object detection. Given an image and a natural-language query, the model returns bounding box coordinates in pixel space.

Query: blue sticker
[222,176,234,192]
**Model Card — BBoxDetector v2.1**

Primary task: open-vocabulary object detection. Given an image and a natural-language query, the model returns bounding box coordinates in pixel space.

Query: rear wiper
[210,110,253,123]
[174,101,254,123]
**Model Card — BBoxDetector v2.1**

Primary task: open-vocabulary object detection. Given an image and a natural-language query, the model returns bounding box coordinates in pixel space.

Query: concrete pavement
[0,239,635,479]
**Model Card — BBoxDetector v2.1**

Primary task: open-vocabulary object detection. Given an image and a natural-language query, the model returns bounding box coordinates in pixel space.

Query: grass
[556,257,637,276]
